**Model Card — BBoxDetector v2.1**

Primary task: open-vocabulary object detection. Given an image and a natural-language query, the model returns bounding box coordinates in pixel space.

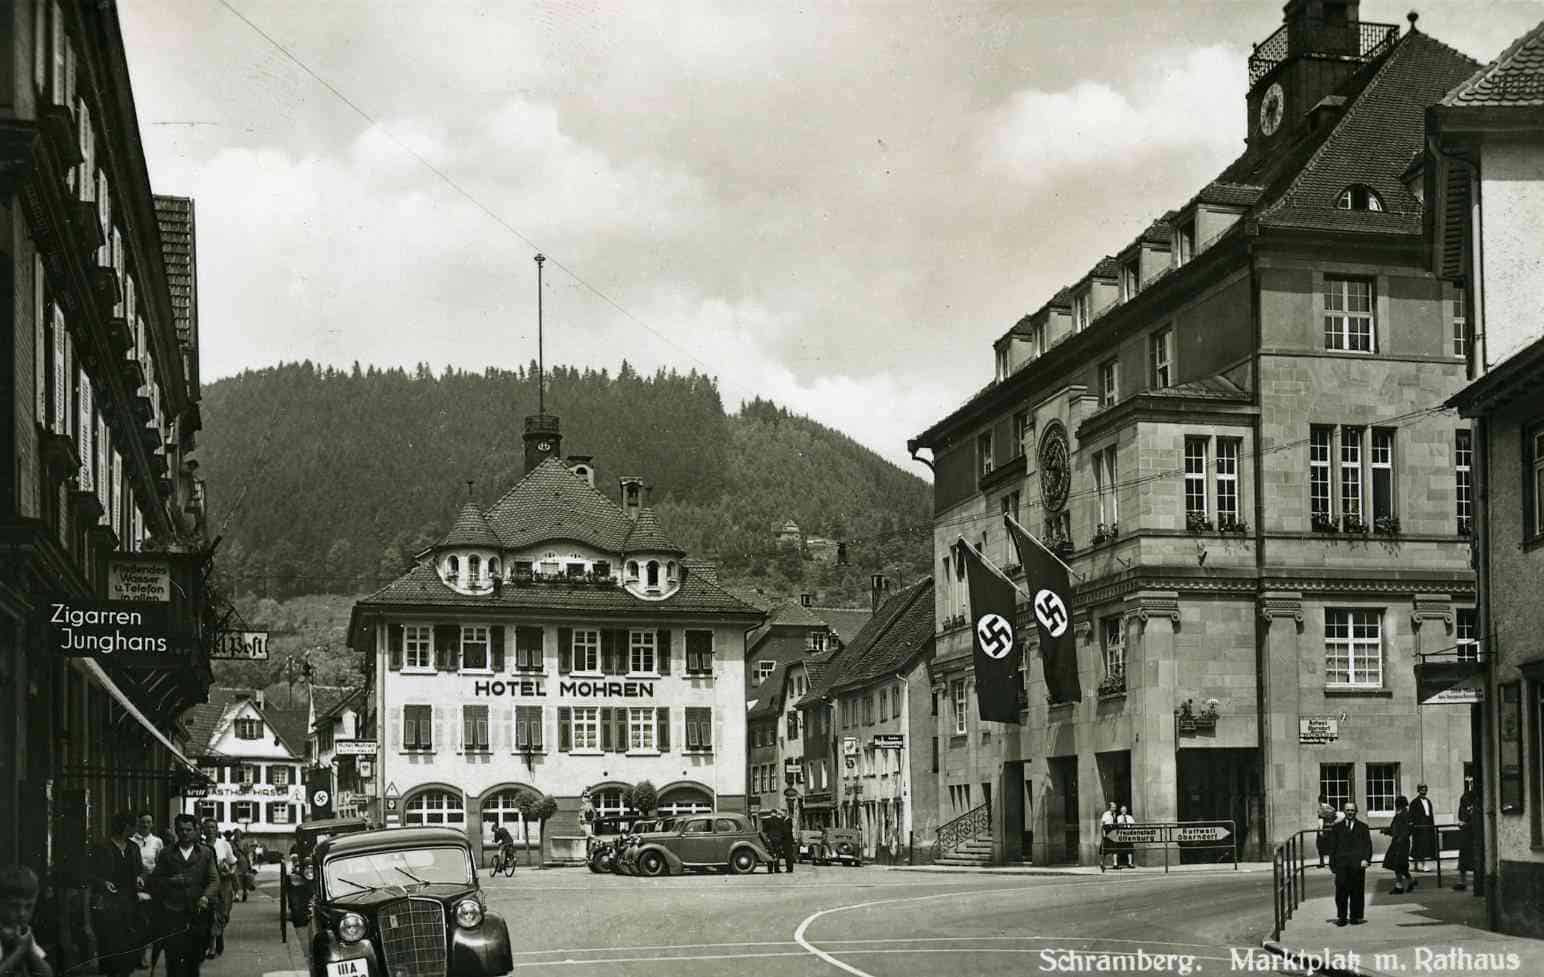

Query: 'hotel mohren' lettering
[470,679,655,698]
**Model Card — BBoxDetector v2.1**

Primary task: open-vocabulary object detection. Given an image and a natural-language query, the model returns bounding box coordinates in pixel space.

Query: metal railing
[1271,822,1463,941]
[1249,21,1400,87]
[935,801,991,856]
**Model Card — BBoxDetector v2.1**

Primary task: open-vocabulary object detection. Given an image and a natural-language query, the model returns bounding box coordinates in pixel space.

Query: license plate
[326,961,369,977]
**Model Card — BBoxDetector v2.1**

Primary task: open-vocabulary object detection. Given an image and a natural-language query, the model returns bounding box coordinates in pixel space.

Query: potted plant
[1092,522,1111,546]
[1185,511,1213,533]
[1373,515,1401,536]
[1342,514,1369,535]
[1218,515,1250,535]
[1098,673,1126,697]
[1311,513,1338,534]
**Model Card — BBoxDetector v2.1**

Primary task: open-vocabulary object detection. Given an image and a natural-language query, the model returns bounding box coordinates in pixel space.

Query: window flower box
[1311,513,1339,534]
[1098,674,1127,698]
[1218,516,1249,535]
[1091,522,1120,546]
[1185,511,1213,533]
[1341,515,1369,535]
[1457,518,1472,537]
[1372,515,1400,536]
[1175,698,1219,733]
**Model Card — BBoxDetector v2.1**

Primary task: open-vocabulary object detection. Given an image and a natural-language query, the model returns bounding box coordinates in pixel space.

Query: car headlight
[301,864,315,881]
[337,912,367,944]
[454,898,483,929]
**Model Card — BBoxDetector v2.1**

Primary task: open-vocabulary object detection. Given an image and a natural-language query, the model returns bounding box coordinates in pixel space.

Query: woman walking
[1117,804,1136,869]
[1381,795,1415,894]
[89,813,144,977]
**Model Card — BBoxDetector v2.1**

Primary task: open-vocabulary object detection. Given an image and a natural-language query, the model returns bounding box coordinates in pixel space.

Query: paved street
[218,863,1284,977]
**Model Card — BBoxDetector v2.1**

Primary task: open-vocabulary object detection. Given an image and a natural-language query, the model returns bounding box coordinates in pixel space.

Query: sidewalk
[199,863,310,977]
[886,860,1271,876]
[1264,867,1544,977]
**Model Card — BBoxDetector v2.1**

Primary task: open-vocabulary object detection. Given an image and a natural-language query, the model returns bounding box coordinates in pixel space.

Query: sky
[118,1,1543,472]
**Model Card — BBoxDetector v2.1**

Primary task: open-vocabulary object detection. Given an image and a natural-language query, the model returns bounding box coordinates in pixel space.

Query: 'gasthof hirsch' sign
[46,599,178,667]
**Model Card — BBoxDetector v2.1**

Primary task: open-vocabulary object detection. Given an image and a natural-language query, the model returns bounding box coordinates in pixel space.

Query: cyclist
[491,824,516,873]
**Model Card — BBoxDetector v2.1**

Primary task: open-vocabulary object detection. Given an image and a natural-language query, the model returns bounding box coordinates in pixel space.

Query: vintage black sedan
[282,816,372,930]
[616,813,772,876]
[306,827,513,977]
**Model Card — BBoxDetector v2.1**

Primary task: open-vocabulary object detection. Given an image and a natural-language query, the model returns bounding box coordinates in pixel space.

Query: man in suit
[1409,783,1436,872]
[148,815,219,977]
[1329,801,1374,926]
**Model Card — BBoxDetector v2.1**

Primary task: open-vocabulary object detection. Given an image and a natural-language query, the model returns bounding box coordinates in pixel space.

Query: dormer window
[1335,185,1384,212]
[594,560,611,578]
[447,555,460,583]
[514,561,533,579]
[646,561,660,588]
[1074,292,1091,332]
[667,561,677,582]
[995,345,1009,381]
[807,631,828,653]
[1177,219,1197,264]
[566,562,585,578]
[468,555,481,585]
[488,558,500,579]
[626,561,639,582]
[1121,260,1140,301]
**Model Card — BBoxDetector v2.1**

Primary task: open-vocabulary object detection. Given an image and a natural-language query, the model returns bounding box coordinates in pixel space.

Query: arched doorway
[480,787,541,847]
[403,788,465,827]
[656,784,713,817]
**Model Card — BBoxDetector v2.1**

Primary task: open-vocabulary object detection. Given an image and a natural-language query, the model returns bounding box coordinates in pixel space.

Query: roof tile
[1441,19,1544,108]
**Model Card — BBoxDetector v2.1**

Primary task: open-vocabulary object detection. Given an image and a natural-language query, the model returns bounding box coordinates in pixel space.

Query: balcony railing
[1248,21,1400,88]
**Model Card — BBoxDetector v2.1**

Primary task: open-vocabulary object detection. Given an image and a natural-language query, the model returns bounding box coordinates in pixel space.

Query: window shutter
[558,628,572,674]
[600,707,613,752]
[462,707,474,753]
[514,709,527,750]
[531,708,544,750]
[434,625,456,671]
[491,625,506,672]
[422,707,434,750]
[388,624,404,671]
[558,707,571,752]
[700,710,712,748]
[402,707,413,750]
[600,629,614,675]
[613,629,629,675]
[658,629,671,674]
[615,709,628,752]
[657,707,670,752]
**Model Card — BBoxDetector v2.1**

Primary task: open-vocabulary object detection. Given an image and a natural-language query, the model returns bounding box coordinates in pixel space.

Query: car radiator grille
[378,897,447,977]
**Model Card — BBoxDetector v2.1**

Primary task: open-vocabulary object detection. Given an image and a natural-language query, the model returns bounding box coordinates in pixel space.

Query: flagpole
[1004,513,1080,579]
[955,536,1031,602]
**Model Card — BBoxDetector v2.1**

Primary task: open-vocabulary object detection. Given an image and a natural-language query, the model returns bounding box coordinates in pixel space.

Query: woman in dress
[1454,781,1476,891]
[1381,795,1414,894]
[89,813,144,977]
[1117,804,1136,869]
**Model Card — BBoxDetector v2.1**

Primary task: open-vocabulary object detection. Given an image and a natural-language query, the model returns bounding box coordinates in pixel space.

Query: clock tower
[523,412,562,474]
[1244,0,1399,159]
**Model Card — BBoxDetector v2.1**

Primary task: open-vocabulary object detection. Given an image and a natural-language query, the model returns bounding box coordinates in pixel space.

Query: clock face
[536,440,552,452]
[1038,423,1071,514]
[1260,83,1285,136]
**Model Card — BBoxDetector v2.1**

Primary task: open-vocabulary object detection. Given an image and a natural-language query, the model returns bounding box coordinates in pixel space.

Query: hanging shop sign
[357,760,373,779]
[334,740,378,757]
[211,631,270,660]
[783,757,801,773]
[44,598,186,668]
[107,558,171,602]
[872,734,905,750]
[1298,716,1340,745]
[841,737,859,757]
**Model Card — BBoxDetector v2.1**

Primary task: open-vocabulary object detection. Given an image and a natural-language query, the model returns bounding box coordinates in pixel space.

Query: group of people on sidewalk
[0,812,264,977]
[1314,780,1477,927]
[759,810,798,872]
[1099,802,1137,869]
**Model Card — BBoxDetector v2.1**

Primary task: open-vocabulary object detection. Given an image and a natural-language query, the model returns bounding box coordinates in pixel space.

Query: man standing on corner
[1329,801,1373,926]
[1408,783,1436,873]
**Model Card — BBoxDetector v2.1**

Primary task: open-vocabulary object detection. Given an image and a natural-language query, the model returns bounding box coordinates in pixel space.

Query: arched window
[404,790,464,826]
[488,558,500,579]
[592,788,636,819]
[626,561,639,581]
[656,786,713,817]
[468,555,481,584]
[1335,185,1384,212]
[666,561,677,582]
[481,789,538,846]
[646,561,660,587]
[447,555,460,582]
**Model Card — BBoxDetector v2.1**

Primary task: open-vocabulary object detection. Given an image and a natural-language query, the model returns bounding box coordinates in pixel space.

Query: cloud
[982,45,1245,181]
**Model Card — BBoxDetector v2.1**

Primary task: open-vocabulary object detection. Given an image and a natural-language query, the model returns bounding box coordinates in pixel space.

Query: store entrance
[1176,748,1261,862]
[1045,756,1079,864]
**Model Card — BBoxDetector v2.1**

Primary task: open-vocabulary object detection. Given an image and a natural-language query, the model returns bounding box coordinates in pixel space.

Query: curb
[884,865,1266,877]
[1261,939,1378,977]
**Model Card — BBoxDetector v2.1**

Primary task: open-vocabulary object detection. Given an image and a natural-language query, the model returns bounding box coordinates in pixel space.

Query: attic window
[667,561,677,582]
[468,555,481,584]
[1336,185,1384,212]
[626,561,639,581]
[646,561,660,588]
[488,558,500,579]
[446,555,459,582]
[234,718,262,740]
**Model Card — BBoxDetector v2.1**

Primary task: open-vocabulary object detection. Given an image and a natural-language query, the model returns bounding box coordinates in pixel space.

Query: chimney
[870,574,888,612]
[799,593,813,607]
[619,477,644,520]
[523,414,562,474]
[254,689,265,710]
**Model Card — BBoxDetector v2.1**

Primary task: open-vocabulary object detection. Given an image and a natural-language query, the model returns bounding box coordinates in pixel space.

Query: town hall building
[349,413,763,863]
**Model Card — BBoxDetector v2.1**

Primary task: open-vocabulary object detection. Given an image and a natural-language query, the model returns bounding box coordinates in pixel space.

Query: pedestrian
[147,814,218,977]
[230,832,252,902]
[764,813,787,873]
[1099,802,1118,870]
[1329,801,1373,926]
[1454,779,1476,891]
[1315,794,1340,868]
[198,820,234,959]
[1409,783,1436,872]
[1380,796,1414,894]
[89,814,144,977]
[0,865,53,977]
[1117,804,1135,869]
[131,813,163,973]
[779,811,798,874]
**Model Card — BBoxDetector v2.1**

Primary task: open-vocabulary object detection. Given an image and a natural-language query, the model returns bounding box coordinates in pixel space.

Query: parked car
[281,816,372,931]
[616,813,773,877]
[797,830,824,863]
[305,826,513,977]
[585,815,636,874]
[812,827,863,866]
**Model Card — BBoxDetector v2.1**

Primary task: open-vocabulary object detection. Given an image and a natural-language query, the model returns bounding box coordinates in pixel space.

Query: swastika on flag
[1034,589,1069,638]
[975,613,1015,660]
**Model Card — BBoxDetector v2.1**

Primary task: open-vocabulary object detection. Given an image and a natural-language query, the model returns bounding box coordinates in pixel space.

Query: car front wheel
[639,851,667,877]
[728,848,758,875]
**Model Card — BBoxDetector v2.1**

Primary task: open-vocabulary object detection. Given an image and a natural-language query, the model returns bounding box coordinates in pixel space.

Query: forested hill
[199,361,932,606]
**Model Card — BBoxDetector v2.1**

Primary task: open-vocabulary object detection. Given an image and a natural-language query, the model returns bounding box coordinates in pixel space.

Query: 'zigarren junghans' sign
[46,599,180,665]
[470,679,656,698]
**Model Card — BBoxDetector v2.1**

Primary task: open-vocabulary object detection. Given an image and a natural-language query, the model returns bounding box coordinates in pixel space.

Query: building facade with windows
[800,578,936,862]
[1430,19,1544,938]
[349,416,763,864]
[308,686,370,820]
[910,4,1478,865]
[1,1,214,889]
[181,689,310,847]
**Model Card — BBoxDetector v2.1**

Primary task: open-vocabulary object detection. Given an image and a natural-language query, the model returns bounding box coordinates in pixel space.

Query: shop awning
[78,657,198,772]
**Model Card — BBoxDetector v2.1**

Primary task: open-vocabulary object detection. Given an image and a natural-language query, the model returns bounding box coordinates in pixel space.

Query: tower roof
[624,507,685,555]
[1440,19,1544,109]
[484,456,634,550]
[439,500,501,549]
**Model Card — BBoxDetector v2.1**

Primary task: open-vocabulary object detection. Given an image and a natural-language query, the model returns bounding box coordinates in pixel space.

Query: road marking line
[511,951,810,968]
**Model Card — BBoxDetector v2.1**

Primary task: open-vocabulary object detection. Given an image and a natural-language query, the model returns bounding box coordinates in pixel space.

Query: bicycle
[489,845,518,878]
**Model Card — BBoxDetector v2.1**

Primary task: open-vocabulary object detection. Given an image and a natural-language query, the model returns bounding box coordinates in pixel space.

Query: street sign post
[334,740,378,756]
[1099,820,1237,873]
